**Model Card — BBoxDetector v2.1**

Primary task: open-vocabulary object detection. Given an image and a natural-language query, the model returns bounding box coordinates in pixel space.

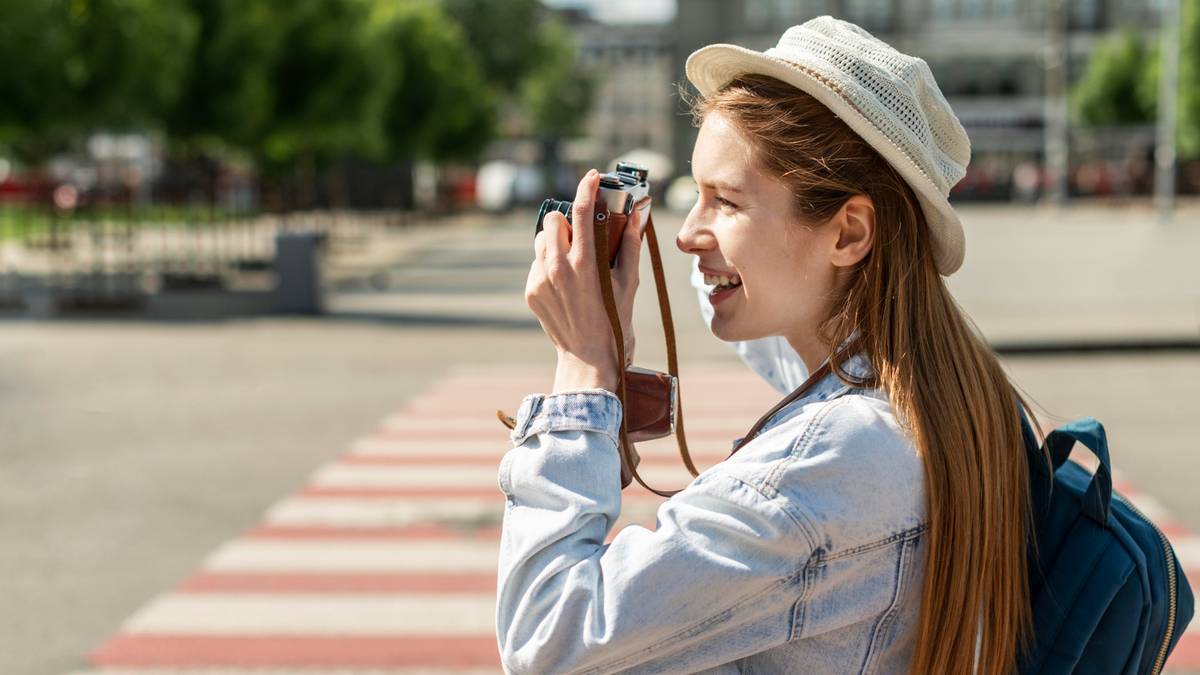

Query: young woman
[497,16,1044,675]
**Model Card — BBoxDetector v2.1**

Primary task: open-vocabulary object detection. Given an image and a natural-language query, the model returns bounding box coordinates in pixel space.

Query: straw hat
[686,15,971,276]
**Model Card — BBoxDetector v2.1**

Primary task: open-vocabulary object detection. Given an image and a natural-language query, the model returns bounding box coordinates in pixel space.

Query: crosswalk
[77,363,1200,674]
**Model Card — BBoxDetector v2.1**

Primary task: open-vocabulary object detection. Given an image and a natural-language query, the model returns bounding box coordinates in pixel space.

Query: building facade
[669,0,1165,200]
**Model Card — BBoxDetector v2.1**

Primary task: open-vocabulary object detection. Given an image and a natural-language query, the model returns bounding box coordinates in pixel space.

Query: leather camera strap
[592,210,697,498]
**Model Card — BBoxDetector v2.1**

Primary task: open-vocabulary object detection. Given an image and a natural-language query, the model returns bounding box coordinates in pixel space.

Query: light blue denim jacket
[495,342,929,674]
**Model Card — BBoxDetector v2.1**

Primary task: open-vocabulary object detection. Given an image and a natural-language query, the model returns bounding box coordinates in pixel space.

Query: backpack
[1018,412,1194,674]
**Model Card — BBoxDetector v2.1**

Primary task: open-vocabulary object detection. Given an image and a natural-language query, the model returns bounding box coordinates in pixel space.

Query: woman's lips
[698,263,737,277]
[710,283,739,306]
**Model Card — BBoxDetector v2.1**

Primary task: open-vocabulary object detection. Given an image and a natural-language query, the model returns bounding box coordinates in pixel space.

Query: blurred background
[2,0,1199,674]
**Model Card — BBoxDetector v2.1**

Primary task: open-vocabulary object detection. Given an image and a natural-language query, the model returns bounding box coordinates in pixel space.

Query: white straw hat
[685,15,971,276]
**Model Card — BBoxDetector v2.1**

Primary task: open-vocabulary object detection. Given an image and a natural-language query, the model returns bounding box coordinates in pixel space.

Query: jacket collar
[751,339,877,438]
[795,347,875,406]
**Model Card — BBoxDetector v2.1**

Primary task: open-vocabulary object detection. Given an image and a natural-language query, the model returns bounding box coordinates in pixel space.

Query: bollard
[273,231,327,315]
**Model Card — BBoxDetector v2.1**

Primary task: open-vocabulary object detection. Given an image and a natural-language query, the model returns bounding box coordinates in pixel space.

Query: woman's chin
[709,319,759,344]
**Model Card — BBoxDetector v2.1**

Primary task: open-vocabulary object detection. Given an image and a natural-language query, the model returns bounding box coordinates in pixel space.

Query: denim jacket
[495,343,929,674]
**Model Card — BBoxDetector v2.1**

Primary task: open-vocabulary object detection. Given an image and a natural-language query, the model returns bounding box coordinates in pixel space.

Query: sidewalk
[947,197,1200,346]
[326,197,1200,354]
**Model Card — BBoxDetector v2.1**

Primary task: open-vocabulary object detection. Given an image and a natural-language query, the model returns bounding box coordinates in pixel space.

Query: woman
[497,16,1044,675]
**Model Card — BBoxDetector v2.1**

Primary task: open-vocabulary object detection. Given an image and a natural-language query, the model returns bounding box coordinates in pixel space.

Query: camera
[534,161,651,268]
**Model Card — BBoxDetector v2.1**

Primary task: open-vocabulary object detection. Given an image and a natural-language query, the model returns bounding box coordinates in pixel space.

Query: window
[961,0,987,19]
[931,0,956,22]
[993,0,1017,17]
[844,0,894,31]
[1069,0,1101,29]
[744,0,772,27]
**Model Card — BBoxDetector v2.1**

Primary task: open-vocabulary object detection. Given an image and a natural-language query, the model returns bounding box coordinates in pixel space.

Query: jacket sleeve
[495,389,817,675]
[689,256,809,394]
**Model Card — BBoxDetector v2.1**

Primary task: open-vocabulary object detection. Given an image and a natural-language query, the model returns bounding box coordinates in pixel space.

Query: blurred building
[563,17,677,179]
[669,0,1168,200]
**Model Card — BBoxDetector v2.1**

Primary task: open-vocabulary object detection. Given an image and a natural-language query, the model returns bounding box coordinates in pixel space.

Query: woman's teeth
[703,273,742,288]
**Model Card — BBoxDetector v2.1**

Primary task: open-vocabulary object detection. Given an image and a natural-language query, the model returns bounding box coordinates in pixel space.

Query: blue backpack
[1018,413,1194,674]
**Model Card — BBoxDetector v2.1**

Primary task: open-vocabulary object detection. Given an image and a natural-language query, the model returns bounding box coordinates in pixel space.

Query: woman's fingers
[533,228,546,261]
[569,170,600,263]
[616,197,650,281]
[541,210,568,263]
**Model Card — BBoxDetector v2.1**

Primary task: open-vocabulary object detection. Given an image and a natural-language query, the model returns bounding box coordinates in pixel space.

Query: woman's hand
[526,169,648,394]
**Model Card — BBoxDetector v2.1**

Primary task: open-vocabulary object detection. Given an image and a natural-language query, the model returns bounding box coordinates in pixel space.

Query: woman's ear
[830,194,875,268]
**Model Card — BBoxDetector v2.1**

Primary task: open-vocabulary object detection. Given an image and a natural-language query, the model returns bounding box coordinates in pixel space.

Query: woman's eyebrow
[694,178,744,193]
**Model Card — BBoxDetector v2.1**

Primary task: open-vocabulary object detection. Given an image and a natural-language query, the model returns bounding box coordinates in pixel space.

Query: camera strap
[591,209,697,498]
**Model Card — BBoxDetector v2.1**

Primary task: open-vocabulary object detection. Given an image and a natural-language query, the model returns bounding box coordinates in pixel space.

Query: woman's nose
[676,209,715,254]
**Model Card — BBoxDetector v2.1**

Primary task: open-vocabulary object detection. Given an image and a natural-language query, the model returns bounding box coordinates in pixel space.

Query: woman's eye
[691,187,734,208]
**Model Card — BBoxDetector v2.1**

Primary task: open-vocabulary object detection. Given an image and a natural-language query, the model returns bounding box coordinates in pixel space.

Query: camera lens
[535,198,573,237]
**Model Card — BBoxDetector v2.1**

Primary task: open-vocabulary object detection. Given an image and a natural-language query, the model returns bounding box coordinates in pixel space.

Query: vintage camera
[534,161,651,268]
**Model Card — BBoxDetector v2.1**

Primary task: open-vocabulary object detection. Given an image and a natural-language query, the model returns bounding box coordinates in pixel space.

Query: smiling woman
[495,16,1047,675]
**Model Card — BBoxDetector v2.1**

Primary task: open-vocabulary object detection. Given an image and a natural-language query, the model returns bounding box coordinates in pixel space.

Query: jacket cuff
[508,389,624,447]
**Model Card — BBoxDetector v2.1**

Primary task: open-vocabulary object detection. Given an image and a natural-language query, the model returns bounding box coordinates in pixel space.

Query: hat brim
[686,43,965,276]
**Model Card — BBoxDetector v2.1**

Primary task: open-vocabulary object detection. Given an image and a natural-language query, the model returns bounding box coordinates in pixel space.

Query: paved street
[2,200,1198,673]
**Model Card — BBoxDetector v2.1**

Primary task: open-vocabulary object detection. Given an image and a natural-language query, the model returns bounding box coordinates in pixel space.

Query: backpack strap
[1043,418,1113,526]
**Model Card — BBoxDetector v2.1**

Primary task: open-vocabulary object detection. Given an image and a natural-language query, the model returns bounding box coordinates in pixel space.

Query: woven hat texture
[686,15,971,275]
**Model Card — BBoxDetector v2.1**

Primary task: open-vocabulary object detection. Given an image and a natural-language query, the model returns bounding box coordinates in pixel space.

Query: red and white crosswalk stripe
[80,365,780,674]
[78,364,1200,674]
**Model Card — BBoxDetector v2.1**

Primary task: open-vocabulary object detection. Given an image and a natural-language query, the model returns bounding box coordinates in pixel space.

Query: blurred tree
[257,0,389,169]
[520,19,595,140]
[369,0,496,162]
[440,0,592,145]
[520,18,597,195]
[167,0,283,154]
[1072,5,1200,160]
[440,0,546,93]
[1069,28,1156,127]
[0,0,197,161]
[1142,0,1200,159]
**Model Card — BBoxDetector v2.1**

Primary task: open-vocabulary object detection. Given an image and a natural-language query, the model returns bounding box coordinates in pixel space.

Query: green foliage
[167,0,283,153]
[439,0,591,141]
[0,0,591,167]
[0,0,197,158]
[519,19,595,139]
[368,0,496,161]
[1070,28,1156,126]
[257,0,389,168]
[440,0,547,93]
[1143,0,1200,159]
[1071,3,1200,160]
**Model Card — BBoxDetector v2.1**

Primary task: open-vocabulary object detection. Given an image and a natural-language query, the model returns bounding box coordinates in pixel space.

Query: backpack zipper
[1112,490,1178,675]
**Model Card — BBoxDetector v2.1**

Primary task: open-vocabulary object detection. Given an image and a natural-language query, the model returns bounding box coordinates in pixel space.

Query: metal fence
[0,203,421,314]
